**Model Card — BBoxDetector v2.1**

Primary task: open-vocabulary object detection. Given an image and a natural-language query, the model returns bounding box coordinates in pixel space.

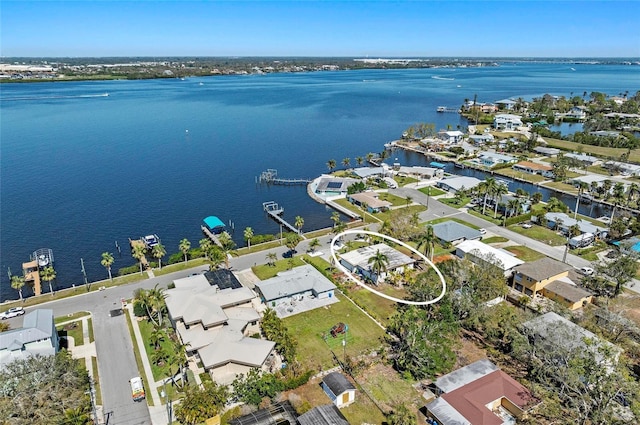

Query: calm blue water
[549,122,584,136]
[1,63,638,301]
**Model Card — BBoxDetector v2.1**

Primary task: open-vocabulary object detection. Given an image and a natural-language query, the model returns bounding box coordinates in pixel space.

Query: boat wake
[431,76,455,81]
[2,93,110,101]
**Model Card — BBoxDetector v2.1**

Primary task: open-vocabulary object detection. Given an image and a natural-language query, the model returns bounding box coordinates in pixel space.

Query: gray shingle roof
[0,309,54,350]
[298,405,349,425]
[322,372,356,396]
[431,221,482,243]
[255,265,336,302]
[513,257,572,282]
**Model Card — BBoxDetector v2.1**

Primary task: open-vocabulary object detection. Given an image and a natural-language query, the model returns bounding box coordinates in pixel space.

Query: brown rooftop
[442,370,538,425]
[545,280,593,303]
[514,161,552,171]
[514,257,572,282]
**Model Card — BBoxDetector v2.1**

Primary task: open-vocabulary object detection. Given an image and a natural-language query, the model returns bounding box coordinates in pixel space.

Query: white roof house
[339,243,415,284]
[438,130,465,144]
[455,240,524,273]
[493,114,523,130]
[165,279,275,384]
[565,153,601,166]
[254,265,337,308]
[437,176,483,193]
[0,309,59,369]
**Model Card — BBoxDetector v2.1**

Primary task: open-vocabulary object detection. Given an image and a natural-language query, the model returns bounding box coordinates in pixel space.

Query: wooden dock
[263,201,302,235]
[201,225,224,247]
[258,169,311,185]
[128,238,149,268]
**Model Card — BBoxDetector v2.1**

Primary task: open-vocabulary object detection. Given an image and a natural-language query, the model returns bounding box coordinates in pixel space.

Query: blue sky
[2,1,639,57]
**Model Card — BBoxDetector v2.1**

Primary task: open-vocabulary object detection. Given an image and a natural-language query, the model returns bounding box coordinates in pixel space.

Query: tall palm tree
[132,244,147,274]
[243,227,254,248]
[626,183,639,206]
[309,238,321,252]
[331,212,341,228]
[415,226,436,261]
[366,152,375,163]
[327,159,336,173]
[405,196,413,207]
[199,238,212,259]
[40,266,56,295]
[355,156,364,166]
[217,231,236,268]
[152,243,167,269]
[149,327,166,351]
[367,250,389,284]
[209,246,226,269]
[342,158,351,169]
[10,275,25,302]
[61,406,91,425]
[492,183,508,218]
[294,216,304,234]
[480,177,497,215]
[101,252,114,281]
[148,284,167,327]
[266,252,277,267]
[179,238,191,263]
[507,198,521,218]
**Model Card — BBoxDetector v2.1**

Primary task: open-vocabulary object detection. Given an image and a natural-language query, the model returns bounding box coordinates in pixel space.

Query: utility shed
[322,372,356,408]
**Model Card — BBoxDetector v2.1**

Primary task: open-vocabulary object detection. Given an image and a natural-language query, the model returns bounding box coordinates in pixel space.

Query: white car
[479,228,487,235]
[579,267,594,276]
[0,307,25,320]
[522,223,533,229]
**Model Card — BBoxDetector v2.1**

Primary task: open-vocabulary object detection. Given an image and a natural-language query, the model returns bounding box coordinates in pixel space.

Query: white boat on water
[437,106,447,112]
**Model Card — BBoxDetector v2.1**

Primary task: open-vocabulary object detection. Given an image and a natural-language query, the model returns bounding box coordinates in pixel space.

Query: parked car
[522,223,533,229]
[579,266,594,276]
[0,307,25,320]
[479,228,487,235]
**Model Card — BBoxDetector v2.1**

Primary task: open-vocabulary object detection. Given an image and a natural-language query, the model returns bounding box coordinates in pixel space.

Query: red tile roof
[441,370,537,425]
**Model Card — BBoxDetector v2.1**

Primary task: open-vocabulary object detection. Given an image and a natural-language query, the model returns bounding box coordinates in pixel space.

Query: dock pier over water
[263,201,304,236]
[258,169,311,185]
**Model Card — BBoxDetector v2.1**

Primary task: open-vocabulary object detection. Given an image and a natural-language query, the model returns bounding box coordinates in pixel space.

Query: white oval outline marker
[330,229,447,306]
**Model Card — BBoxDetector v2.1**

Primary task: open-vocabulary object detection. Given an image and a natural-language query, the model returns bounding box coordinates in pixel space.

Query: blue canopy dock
[429,161,447,169]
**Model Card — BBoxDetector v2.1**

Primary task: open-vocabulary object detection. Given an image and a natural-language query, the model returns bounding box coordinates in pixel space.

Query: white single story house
[565,153,601,166]
[397,166,443,179]
[437,176,483,193]
[322,372,356,408]
[339,243,415,284]
[315,177,359,196]
[347,191,392,213]
[543,212,608,238]
[438,130,465,144]
[0,309,59,370]
[603,161,640,176]
[254,265,337,309]
[352,166,387,179]
[512,161,554,178]
[478,152,517,168]
[493,114,523,130]
[468,134,495,145]
[534,146,561,156]
[455,240,524,274]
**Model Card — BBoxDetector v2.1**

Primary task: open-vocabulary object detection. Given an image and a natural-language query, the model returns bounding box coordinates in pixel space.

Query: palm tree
[507,198,521,217]
[152,244,166,269]
[243,227,254,248]
[327,159,336,173]
[40,266,56,295]
[132,244,147,274]
[149,327,166,351]
[480,177,497,215]
[355,156,364,166]
[366,152,375,163]
[405,196,413,207]
[415,226,436,261]
[367,250,389,284]
[331,211,341,228]
[209,246,226,269]
[626,183,639,206]
[309,238,321,252]
[294,216,304,234]
[10,275,25,302]
[492,183,508,218]
[100,252,114,281]
[61,406,91,425]
[148,284,167,326]
[217,231,236,268]
[199,238,212,259]
[179,238,191,263]
[342,158,351,169]
[266,252,277,267]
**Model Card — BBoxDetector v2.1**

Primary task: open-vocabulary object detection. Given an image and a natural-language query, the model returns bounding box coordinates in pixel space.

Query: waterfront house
[468,133,494,146]
[254,265,337,315]
[0,309,59,370]
[543,212,608,238]
[165,273,275,384]
[425,359,537,425]
[339,243,415,284]
[565,105,588,120]
[315,177,359,197]
[495,98,518,110]
[478,152,517,168]
[493,114,523,131]
[352,166,387,179]
[431,220,482,245]
[512,161,554,178]
[347,191,392,213]
[437,176,483,194]
[322,372,356,408]
[438,130,465,144]
[603,160,640,176]
[397,166,443,179]
[569,174,610,189]
[512,257,592,310]
[455,240,524,275]
[565,152,601,167]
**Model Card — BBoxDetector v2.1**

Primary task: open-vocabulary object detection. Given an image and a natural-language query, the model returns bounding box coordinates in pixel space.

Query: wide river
[1,63,638,301]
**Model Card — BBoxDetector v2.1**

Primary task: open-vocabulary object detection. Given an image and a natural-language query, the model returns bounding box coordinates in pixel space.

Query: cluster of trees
[0,351,92,425]
[9,264,57,300]
[326,152,379,173]
[261,309,297,363]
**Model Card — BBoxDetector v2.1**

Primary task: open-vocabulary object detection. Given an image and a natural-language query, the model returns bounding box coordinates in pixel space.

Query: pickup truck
[130,377,145,402]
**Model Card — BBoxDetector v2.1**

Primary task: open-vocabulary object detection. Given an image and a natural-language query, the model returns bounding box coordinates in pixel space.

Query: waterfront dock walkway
[262,201,306,238]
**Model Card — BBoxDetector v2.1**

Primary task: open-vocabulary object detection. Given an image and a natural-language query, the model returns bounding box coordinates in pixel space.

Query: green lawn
[87,317,94,343]
[426,216,481,230]
[153,258,209,276]
[57,320,84,347]
[376,205,426,223]
[503,245,546,262]
[345,284,404,326]
[466,208,503,225]
[378,192,409,206]
[283,292,386,370]
[482,236,509,244]
[495,168,547,183]
[91,356,102,405]
[439,196,471,208]
[393,175,418,186]
[418,186,446,197]
[138,318,177,382]
[544,137,640,163]
[55,311,91,324]
[507,224,567,246]
[333,198,381,224]
[252,257,307,280]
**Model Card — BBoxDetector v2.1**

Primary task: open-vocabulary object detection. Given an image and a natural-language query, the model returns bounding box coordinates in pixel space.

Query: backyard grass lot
[439,196,471,208]
[393,175,418,187]
[541,181,579,194]
[544,137,640,163]
[418,186,446,197]
[482,236,509,244]
[357,362,424,416]
[507,224,568,246]
[345,284,403,326]
[57,320,84,347]
[376,205,426,223]
[426,216,481,230]
[138,318,176,382]
[503,245,546,262]
[55,311,90,324]
[378,191,409,206]
[495,168,547,183]
[252,257,306,280]
[282,292,386,371]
